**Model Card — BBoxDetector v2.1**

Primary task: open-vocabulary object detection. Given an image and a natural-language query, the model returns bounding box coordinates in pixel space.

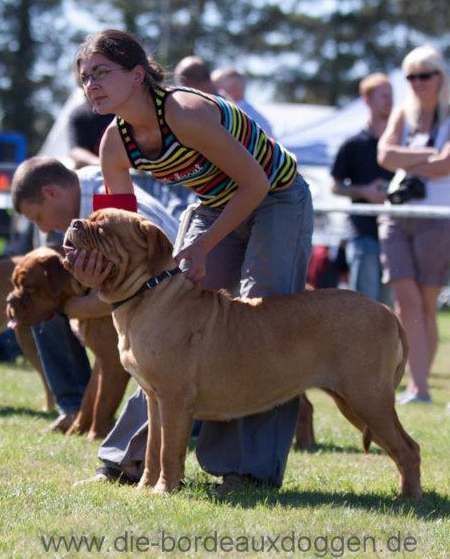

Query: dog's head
[6,247,74,327]
[63,209,175,302]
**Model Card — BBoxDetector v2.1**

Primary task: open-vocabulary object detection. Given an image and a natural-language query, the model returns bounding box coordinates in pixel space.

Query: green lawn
[0,312,449,558]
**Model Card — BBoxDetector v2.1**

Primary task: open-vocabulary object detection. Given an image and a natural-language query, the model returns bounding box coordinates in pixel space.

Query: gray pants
[99,175,313,486]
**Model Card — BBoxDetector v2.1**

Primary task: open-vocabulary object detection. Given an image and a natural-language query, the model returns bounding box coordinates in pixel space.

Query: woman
[71,29,313,493]
[378,45,450,405]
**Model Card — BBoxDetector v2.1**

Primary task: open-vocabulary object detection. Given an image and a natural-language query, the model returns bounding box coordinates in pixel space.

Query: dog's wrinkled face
[6,247,70,327]
[63,209,174,298]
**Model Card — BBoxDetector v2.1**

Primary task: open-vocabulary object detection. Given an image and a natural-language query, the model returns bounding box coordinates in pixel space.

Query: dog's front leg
[138,391,161,489]
[152,396,192,494]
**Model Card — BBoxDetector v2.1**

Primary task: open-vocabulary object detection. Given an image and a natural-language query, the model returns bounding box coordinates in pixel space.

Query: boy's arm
[63,290,112,320]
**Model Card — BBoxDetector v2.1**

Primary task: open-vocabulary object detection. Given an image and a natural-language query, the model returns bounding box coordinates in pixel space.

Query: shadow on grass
[294,442,383,455]
[0,405,56,420]
[199,486,450,520]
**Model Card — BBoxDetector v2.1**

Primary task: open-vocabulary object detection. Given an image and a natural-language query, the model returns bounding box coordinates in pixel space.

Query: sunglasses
[406,70,440,82]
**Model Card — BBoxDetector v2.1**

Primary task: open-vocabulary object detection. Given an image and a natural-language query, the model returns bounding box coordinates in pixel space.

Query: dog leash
[111,267,182,310]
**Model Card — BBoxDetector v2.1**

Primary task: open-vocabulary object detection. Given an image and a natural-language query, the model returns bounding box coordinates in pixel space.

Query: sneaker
[396,390,413,403]
[398,393,432,405]
[210,473,261,500]
[73,466,135,487]
[48,412,78,433]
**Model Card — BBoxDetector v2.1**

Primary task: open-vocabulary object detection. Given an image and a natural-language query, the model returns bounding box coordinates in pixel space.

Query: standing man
[331,73,393,302]
[68,100,114,169]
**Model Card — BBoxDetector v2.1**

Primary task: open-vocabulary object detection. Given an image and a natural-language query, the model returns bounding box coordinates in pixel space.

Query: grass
[0,313,449,558]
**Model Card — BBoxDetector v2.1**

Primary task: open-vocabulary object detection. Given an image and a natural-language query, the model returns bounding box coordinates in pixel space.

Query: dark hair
[11,157,78,213]
[74,29,164,91]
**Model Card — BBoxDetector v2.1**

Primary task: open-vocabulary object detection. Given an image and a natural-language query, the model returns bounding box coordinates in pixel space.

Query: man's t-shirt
[68,102,114,156]
[77,166,179,243]
[331,129,393,239]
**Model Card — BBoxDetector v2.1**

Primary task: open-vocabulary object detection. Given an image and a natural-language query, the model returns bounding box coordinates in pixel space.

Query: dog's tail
[362,426,372,453]
[393,313,409,390]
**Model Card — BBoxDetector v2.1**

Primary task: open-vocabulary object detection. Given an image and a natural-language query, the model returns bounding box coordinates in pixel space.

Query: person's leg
[419,285,442,371]
[197,176,313,487]
[32,314,91,419]
[391,279,430,399]
[96,388,149,483]
[346,236,382,301]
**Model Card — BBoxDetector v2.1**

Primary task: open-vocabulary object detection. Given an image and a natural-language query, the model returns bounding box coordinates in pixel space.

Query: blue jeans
[346,235,391,304]
[187,176,313,485]
[32,314,92,414]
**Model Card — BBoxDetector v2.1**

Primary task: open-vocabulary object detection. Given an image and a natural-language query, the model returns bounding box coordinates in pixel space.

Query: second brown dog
[6,246,129,440]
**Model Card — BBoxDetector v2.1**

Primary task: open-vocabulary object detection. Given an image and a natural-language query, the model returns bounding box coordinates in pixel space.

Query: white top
[399,116,450,207]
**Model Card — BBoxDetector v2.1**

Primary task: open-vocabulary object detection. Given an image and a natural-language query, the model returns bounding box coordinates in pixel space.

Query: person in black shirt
[68,100,114,168]
[331,73,393,302]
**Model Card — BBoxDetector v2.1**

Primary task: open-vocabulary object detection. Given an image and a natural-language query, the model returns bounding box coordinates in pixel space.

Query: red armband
[93,182,138,213]
[92,193,138,212]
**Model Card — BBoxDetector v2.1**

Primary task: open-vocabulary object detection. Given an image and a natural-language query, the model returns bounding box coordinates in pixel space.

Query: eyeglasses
[79,67,124,87]
[406,70,440,82]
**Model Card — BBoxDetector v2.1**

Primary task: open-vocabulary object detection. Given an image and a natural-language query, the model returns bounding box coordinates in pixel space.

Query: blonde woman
[378,45,450,405]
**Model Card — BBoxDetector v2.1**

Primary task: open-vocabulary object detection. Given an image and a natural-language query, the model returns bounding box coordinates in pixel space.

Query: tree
[0,0,69,155]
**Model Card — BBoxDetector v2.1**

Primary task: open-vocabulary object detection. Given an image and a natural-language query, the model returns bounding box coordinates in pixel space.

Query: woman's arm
[167,91,271,279]
[99,123,134,193]
[406,141,450,178]
[377,108,437,171]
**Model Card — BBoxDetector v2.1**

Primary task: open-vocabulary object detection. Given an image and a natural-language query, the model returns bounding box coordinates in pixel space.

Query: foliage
[1,0,450,153]
[0,0,70,155]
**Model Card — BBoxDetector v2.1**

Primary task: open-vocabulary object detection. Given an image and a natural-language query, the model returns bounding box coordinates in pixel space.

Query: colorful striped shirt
[117,85,298,209]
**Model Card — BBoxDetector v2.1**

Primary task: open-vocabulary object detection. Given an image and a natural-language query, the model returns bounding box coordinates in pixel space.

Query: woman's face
[404,63,442,105]
[78,53,139,114]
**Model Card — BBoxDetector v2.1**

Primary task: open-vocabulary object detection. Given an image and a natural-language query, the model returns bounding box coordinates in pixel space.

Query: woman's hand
[175,240,207,281]
[63,249,113,289]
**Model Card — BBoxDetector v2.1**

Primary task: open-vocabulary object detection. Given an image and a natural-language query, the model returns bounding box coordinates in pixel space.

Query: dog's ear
[41,253,71,296]
[137,220,174,275]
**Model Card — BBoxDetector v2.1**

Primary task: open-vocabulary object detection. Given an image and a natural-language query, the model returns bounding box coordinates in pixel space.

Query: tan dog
[63,209,421,499]
[6,247,129,440]
[0,256,54,411]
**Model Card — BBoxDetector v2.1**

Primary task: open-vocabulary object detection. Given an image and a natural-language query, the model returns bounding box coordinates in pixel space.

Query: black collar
[112,267,182,310]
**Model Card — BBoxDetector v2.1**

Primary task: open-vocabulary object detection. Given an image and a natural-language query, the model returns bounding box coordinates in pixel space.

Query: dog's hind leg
[138,391,162,489]
[295,393,315,450]
[346,398,421,499]
[151,393,193,494]
[15,324,55,412]
[87,354,130,441]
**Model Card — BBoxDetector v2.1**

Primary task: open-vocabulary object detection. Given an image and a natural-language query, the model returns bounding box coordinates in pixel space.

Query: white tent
[281,70,407,167]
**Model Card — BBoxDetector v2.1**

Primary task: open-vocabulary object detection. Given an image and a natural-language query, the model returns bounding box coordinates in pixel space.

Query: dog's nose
[71,219,83,229]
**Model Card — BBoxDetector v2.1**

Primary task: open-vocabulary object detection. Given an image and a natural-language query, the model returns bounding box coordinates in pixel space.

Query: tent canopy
[281,70,407,167]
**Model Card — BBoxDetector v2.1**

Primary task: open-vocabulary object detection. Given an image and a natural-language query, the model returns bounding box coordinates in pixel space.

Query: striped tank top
[117,85,298,209]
